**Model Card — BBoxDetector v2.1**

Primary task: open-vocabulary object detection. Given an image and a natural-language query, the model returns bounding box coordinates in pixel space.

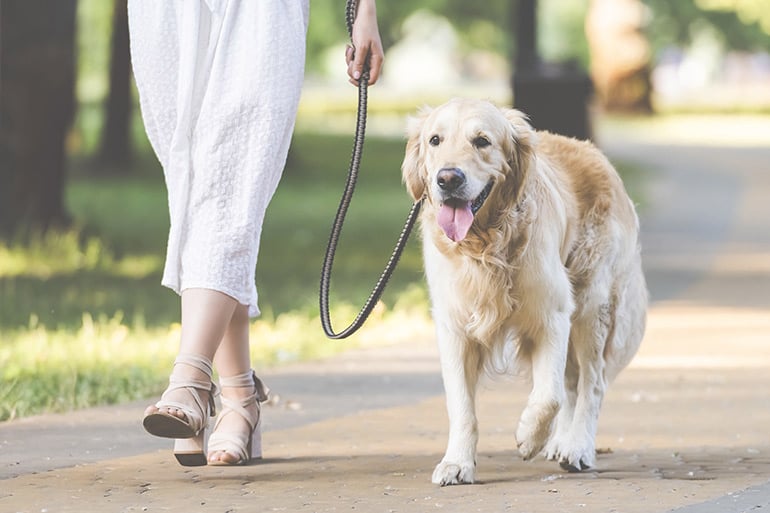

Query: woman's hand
[345,0,384,86]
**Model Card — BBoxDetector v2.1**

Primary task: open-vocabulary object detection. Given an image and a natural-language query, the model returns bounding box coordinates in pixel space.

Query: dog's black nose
[437,168,466,192]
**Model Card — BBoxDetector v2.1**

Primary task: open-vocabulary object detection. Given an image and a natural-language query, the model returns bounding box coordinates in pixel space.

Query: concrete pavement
[2,118,770,512]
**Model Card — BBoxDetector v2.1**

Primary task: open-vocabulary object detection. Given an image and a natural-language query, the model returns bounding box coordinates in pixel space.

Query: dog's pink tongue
[437,202,474,242]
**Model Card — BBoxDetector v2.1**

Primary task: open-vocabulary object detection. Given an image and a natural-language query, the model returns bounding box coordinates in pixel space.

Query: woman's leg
[208,303,257,464]
[144,288,237,420]
[213,303,251,376]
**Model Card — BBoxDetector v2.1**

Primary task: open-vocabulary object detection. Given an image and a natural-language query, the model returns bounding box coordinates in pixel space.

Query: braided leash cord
[319,0,423,339]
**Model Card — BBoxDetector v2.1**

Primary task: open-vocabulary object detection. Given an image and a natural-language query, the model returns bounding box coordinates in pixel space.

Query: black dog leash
[319,0,423,339]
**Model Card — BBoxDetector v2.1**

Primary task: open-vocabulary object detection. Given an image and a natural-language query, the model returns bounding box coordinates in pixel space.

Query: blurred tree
[0,0,78,237]
[587,0,653,113]
[98,0,133,168]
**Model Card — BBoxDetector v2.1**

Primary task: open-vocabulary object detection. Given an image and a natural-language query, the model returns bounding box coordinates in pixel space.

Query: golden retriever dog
[401,98,647,486]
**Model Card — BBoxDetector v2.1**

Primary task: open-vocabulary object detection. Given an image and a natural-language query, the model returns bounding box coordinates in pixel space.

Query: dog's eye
[429,135,441,146]
[472,136,491,149]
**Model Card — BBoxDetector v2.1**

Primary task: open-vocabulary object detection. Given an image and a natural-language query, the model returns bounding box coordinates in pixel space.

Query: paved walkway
[2,118,770,512]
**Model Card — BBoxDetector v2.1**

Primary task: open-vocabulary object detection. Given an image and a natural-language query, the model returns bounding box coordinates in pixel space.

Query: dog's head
[401,98,535,243]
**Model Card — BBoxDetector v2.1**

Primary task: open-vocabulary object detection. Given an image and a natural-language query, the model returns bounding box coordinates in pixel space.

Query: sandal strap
[155,354,219,432]
[175,353,214,376]
[219,370,269,403]
[214,395,259,432]
[208,370,268,460]
[207,432,250,462]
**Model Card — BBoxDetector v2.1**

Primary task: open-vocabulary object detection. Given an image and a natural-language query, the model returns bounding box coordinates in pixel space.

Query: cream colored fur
[401,98,647,486]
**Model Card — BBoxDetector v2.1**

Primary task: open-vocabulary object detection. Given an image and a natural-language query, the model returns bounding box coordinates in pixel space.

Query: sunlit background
[1,0,769,421]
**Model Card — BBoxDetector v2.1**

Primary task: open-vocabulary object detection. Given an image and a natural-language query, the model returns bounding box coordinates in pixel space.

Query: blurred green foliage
[76,0,113,103]
[645,0,770,55]
[307,0,510,61]
[0,132,426,419]
[694,0,770,38]
[0,133,422,331]
[76,0,770,108]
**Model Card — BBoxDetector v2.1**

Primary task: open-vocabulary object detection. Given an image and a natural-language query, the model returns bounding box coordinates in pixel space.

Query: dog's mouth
[437,180,494,242]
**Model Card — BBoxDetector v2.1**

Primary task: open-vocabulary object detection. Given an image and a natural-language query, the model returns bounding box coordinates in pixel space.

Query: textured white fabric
[128,0,309,316]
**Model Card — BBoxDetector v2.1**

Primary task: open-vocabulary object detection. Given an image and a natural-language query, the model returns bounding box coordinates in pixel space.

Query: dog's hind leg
[549,260,631,471]
[549,305,609,471]
[551,258,646,471]
[432,327,484,486]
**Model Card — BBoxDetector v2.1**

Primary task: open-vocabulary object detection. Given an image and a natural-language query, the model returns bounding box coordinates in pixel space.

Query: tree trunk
[586,0,653,113]
[0,0,78,237]
[98,0,133,168]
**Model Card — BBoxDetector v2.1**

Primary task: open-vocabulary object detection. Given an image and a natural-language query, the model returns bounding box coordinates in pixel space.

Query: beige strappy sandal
[207,370,269,466]
[142,354,218,466]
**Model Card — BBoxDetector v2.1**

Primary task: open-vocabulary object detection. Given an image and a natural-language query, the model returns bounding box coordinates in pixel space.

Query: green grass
[0,128,646,422]
[0,133,424,329]
[261,133,424,316]
[0,302,432,421]
[0,132,431,421]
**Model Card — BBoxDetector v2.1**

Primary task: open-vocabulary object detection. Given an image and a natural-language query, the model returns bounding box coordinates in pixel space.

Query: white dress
[128,0,309,316]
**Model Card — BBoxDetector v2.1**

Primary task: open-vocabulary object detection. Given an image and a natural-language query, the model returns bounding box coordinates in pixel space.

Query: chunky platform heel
[172,436,208,467]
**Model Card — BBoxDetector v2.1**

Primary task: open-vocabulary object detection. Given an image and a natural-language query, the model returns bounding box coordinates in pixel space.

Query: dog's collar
[471,180,494,215]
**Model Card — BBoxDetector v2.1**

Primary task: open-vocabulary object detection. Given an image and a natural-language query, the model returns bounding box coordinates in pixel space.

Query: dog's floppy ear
[500,107,536,194]
[401,106,432,201]
[501,107,536,163]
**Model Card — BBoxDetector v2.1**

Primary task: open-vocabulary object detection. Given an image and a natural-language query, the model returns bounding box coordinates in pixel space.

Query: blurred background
[1,0,769,421]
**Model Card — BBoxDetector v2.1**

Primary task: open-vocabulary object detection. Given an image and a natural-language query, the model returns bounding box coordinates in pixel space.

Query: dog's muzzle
[436,173,494,243]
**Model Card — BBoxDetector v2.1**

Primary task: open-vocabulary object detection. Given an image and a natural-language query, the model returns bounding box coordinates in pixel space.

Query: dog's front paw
[545,434,596,472]
[516,401,559,460]
[432,460,476,486]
